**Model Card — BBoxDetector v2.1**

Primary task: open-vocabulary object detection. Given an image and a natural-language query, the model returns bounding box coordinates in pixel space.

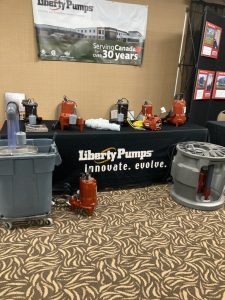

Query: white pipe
[85,118,120,131]
[174,8,189,97]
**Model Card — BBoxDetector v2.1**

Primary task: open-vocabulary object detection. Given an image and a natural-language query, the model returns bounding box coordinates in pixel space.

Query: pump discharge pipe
[6,102,20,147]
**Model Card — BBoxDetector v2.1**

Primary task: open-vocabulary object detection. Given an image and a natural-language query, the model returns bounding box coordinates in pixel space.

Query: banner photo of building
[32,0,148,66]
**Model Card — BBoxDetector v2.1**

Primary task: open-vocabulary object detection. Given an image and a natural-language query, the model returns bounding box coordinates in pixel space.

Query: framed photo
[201,21,222,59]
[212,71,225,99]
[194,70,215,100]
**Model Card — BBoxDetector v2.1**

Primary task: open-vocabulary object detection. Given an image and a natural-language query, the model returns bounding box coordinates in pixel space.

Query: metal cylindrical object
[170,141,225,210]
[69,114,77,125]
[29,114,37,125]
[16,131,26,145]
[117,113,124,123]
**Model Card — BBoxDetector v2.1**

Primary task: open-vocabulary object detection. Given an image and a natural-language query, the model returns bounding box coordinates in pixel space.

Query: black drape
[180,0,225,119]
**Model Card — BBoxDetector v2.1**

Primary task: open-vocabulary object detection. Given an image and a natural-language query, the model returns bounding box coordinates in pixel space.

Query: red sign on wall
[201,21,222,59]
[194,70,215,100]
[212,71,225,99]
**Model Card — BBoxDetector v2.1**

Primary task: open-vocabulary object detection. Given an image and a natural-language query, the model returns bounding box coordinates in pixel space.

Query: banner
[32,0,148,66]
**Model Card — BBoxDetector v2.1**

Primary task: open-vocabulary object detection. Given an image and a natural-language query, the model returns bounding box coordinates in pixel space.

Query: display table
[207,121,225,146]
[0,121,208,191]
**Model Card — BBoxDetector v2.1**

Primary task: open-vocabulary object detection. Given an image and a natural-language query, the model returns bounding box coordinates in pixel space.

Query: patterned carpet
[0,184,225,300]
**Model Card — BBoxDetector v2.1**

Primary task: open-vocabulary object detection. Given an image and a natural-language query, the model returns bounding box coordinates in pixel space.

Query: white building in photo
[35,25,144,43]
[75,27,143,43]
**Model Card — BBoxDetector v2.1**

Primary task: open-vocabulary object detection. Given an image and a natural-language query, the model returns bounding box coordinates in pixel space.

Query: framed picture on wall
[194,70,215,100]
[201,21,222,59]
[212,71,225,99]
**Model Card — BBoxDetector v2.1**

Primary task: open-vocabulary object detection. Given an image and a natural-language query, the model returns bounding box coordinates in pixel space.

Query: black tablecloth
[0,121,208,191]
[207,121,225,146]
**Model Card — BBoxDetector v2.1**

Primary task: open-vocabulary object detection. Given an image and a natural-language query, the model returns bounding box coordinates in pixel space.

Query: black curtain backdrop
[180,0,225,125]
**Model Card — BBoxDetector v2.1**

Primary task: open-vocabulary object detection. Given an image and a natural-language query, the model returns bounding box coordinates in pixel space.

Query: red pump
[143,116,162,131]
[141,101,162,131]
[197,165,214,200]
[59,96,76,130]
[142,101,153,117]
[167,94,186,127]
[69,171,97,216]
[59,96,84,132]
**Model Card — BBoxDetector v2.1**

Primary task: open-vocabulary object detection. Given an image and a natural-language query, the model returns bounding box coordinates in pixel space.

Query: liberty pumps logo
[79,148,154,163]
[37,0,94,12]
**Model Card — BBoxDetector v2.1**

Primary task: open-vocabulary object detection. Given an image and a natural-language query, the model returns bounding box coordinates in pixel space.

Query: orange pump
[167,94,186,127]
[59,96,84,132]
[142,101,152,117]
[197,167,207,194]
[143,115,162,131]
[197,165,214,200]
[141,101,162,131]
[69,171,97,216]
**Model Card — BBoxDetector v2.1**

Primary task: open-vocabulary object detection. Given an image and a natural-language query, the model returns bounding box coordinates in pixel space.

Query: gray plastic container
[0,139,61,219]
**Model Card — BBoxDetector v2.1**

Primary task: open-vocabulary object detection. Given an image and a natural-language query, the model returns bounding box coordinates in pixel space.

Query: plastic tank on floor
[171,141,225,210]
[0,139,61,227]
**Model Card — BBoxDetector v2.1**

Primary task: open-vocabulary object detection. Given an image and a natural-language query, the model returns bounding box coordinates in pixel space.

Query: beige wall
[0,0,189,123]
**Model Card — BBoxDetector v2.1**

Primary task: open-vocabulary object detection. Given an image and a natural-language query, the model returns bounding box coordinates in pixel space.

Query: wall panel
[0,0,189,123]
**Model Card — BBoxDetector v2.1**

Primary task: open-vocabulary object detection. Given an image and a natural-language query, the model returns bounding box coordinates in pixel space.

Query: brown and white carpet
[0,184,225,300]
